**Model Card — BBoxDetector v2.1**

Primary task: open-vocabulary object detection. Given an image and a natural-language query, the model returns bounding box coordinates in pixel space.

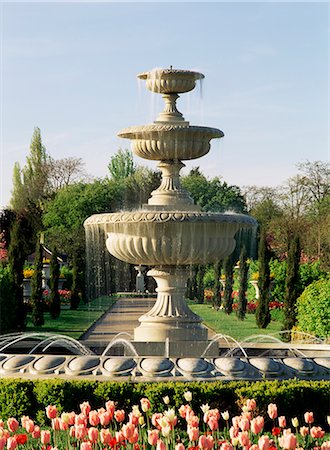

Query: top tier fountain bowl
[84,68,256,358]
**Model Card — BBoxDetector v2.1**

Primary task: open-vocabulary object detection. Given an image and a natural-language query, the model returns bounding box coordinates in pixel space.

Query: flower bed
[0,393,328,450]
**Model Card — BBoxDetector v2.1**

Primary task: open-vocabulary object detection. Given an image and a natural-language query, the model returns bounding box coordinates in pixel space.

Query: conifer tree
[213,260,223,310]
[196,265,206,304]
[256,228,271,328]
[49,247,61,319]
[70,255,81,310]
[31,238,44,326]
[283,233,301,333]
[237,244,249,320]
[7,219,28,331]
[223,255,235,314]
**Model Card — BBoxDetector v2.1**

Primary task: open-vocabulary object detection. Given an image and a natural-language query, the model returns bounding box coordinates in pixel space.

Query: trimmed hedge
[0,379,328,427]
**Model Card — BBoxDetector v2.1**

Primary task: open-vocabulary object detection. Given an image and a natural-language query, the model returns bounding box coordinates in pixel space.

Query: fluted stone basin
[138,69,204,94]
[118,124,223,161]
[86,211,255,266]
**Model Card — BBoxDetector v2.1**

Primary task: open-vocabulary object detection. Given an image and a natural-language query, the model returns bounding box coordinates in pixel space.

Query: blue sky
[1,2,329,208]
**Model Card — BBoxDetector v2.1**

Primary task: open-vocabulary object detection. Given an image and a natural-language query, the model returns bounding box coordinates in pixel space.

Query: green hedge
[0,379,328,427]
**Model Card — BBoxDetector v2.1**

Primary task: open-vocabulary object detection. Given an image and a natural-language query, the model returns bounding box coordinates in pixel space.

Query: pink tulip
[99,411,111,426]
[310,426,325,439]
[156,439,166,450]
[238,431,250,447]
[89,410,100,426]
[141,398,151,412]
[188,415,199,428]
[304,412,314,424]
[59,419,68,431]
[24,419,34,433]
[152,413,163,429]
[232,416,240,428]
[69,426,76,438]
[129,412,139,426]
[80,402,91,417]
[128,428,139,444]
[148,429,159,446]
[46,405,58,419]
[220,443,234,450]
[114,409,125,423]
[176,444,185,450]
[278,416,286,428]
[100,429,111,445]
[80,442,92,450]
[32,425,40,439]
[51,418,61,431]
[188,426,199,442]
[199,435,214,450]
[115,430,125,444]
[250,445,259,450]
[122,423,136,440]
[105,400,115,416]
[267,404,278,420]
[75,424,87,440]
[41,430,51,445]
[20,416,29,428]
[279,432,297,449]
[75,413,88,427]
[88,427,99,443]
[246,399,257,411]
[229,426,239,440]
[251,416,264,435]
[6,437,16,450]
[321,442,330,450]
[7,419,19,433]
[300,426,309,436]
[239,417,250,431]
[258,435,270,450]
[208,416,219,431]
[0,438,6,450]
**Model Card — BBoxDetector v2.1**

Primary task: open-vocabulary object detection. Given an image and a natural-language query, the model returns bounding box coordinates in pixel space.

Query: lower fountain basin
[85,210,255,266]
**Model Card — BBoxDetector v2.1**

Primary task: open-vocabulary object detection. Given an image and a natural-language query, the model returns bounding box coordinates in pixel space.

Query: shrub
[296,278,330,339]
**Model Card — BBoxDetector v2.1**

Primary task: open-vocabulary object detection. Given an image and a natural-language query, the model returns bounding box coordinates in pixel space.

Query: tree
[0,266,15,334]
[237,244,249,320]
[283,233,301,334]
[223,256,235,314]
[108,148,136,180]
[182,168,246,213]
[10,127,50,239]
[31,238,44,326]
[213,260,223,310]
[256,229,271,328]
[6,216,33,331]
[47,156,89,192]
[49,247,61,319]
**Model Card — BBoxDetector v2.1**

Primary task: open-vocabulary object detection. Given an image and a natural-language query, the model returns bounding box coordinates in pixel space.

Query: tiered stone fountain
[85,67,256,358]
[0,68,329,380]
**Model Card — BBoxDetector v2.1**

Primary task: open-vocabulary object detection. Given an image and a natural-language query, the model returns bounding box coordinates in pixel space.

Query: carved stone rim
[85,211,257,226]
[138,69,204,80]
[118,124,224,139]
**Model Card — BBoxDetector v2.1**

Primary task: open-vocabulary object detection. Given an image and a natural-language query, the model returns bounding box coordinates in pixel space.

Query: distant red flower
[272,428,281,436]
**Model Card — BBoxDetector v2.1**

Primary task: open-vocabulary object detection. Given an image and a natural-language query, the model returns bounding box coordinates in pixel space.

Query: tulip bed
[0,393,329,450]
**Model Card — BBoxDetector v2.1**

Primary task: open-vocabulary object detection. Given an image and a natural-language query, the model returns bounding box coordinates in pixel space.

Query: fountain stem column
[134,267,208,342]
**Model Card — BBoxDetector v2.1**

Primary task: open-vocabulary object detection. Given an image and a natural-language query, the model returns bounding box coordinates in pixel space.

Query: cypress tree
[256,228,271,328]
[31,238,44,326]
[49,247,61,319]
[223,255,235,314]
[7,219,27,331]
[196,265,206,304]
[283,233,301,333]
[237,244,249,320]
[70,254,80,310]
[213,260,223,310]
